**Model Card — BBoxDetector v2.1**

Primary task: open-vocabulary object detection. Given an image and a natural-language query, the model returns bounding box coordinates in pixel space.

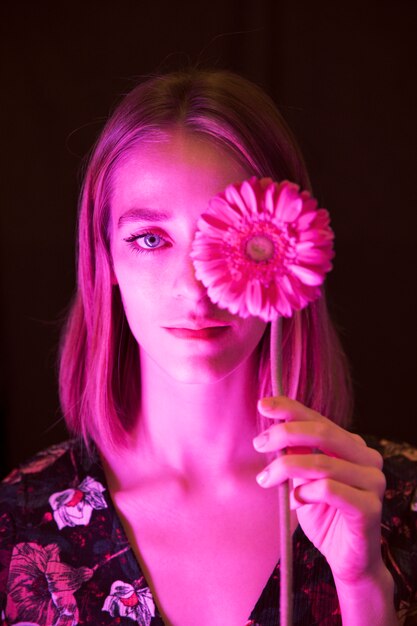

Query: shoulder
[0,438,103,530]
[364,435,417,511]
[0,439,104,522]
[0,439,92,505]
[0,442,116,622]
[364,433,417,465]
[0,440,88,534]
[363,434,417,534]
[1,439,78,485]
[363,435,417,624]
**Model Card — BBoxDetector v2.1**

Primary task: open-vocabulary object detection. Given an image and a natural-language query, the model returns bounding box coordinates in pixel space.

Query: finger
[253,421,383,469]
[292,479,383,524]
[255,453,386,499]
[258,396,368,448]
[257,396,369,453]
[258,396,327,423]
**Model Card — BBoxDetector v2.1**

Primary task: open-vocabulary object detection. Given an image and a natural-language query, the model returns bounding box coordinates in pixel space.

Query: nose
[173,252,208,302]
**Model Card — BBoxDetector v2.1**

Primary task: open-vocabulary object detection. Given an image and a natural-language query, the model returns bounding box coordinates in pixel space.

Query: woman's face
[110,130,267,384]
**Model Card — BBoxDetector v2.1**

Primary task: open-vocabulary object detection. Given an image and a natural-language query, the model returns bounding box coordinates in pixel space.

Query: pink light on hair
[57,69,353,455]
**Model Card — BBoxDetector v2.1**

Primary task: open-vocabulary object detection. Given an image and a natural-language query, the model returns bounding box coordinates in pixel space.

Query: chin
[161,354,251,385]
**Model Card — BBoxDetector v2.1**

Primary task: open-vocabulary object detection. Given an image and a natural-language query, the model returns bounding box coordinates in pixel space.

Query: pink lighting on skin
[110,132,267,388]
[108,127,271,479]
[102,129,398,626]
[105,130,286,624]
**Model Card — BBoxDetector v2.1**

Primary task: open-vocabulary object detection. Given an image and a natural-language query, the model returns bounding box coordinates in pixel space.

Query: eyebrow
[117,208,172,229]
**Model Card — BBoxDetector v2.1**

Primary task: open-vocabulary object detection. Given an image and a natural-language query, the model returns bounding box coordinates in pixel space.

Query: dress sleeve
[375,438,417,625]
[0,481,18,622]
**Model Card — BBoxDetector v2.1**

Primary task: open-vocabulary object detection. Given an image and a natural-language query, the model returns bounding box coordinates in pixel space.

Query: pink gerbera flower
[191,177,334,321]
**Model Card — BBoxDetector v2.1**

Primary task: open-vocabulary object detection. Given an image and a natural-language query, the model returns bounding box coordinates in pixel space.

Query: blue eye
[138,233,163,249]
[124,231,169,255]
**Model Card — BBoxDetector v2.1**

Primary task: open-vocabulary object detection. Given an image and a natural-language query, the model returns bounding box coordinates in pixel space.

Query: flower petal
[246,280,263,317]
[240,180,260,214]
[288,264,325,286]
[275,183,302,222]
[224,184,250,216]
[297,210,318,231]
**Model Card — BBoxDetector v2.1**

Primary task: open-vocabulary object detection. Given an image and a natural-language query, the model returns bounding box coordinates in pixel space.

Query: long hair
[58,68,353,454]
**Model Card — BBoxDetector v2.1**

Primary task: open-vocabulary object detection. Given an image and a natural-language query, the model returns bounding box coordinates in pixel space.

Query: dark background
[1,1,416,477]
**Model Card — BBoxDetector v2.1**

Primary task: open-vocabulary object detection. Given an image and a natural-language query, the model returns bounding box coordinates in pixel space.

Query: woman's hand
[254,396,387,585]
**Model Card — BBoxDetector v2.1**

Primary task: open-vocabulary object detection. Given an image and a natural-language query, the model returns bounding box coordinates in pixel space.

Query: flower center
[121,591,139,607]
[245,235,275,262]
[31,573,50,600]
[224,218,297,285]
[65,489,84,507]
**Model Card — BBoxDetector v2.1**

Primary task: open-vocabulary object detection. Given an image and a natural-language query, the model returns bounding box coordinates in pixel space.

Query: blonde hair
[58,68,353,453]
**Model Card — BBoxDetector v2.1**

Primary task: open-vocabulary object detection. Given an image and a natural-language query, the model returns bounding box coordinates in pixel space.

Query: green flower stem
[270,316,293,626]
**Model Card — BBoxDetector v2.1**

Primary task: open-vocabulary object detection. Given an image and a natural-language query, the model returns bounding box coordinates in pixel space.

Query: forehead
[110,130,250,212]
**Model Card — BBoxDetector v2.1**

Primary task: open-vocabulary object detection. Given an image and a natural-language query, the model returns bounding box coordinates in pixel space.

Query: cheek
[115,265,176,353]
[237,318,268,349]
[114,254,167,310]
[118,282,156,332]
[114,237,174,283]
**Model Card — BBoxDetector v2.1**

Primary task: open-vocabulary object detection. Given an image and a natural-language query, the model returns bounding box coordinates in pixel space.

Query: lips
[164,325,231,339]
[165,319,231,330]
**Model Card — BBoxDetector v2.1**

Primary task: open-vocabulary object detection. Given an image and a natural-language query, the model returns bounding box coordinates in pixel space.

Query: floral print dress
[0,436,416,626]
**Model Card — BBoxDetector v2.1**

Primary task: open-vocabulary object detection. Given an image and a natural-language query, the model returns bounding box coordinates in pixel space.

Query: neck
[117,348,263,483]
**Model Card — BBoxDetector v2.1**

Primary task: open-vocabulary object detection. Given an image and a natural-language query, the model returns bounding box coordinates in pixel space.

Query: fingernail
[253,432,269,450]
[258,397,277,411]
[256,469,270,486]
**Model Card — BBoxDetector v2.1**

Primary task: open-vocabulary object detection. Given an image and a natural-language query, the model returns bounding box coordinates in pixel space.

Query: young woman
[1,69,416,626]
